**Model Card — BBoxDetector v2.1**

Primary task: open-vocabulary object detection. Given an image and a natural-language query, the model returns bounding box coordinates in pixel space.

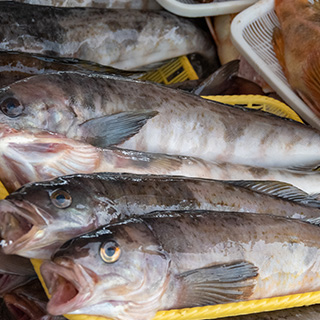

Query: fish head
[0,75,77,135]
[41,220,170,320]
[0,123,100,193]
[0,177,101,259]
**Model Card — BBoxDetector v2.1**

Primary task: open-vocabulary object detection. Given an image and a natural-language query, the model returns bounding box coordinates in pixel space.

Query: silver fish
[11,0,162,9]
[0,172,320,259]
[0,2,216,70]
[0,72,320,169]
[41,211,320,320]
[1,124,320,194]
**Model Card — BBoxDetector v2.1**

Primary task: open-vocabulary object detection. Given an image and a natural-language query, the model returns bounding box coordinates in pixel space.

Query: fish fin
[79,110,158,148]
[192,60,239,96]
[272,27,287,74]
[228,180,320,208]
[288,163,320,171]
[112,148,183,173]
[178,261,258,307]
[302,51,320,109]
[305,217,320,226]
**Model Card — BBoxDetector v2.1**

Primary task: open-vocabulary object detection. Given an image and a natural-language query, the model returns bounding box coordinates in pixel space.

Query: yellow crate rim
[202,95,304,123]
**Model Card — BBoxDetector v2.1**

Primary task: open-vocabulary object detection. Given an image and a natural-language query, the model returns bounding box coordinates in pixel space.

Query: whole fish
[0,50,143,88]
[0,251,36,296]
[2,124,320,194]
[0,2,216,70]
[1,172,320,259]
[1,72,320,168]
[41,211,320,320]
[273,0,320,117]
[3,279,66,320]
[12,0,161,9]
[219,305,320,320]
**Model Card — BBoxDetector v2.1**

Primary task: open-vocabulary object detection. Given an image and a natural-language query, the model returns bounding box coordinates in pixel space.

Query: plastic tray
[230,0,320,130]
[155,0,256,17]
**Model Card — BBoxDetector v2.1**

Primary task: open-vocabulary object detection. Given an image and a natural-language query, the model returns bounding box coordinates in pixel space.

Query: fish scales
[0,2,216,70]
[1,72,320,168]
[41,211,320,320]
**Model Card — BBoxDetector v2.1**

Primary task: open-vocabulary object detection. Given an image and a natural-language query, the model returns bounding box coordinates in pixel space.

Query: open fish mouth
[41,260,95,316]
[0,200,46,255]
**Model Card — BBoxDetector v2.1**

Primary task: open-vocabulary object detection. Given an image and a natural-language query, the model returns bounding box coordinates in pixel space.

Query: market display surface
[1,0,320,320]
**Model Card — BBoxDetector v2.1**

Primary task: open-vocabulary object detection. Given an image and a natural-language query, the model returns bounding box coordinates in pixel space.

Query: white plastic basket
[155,0,256,17]
[230,0,320,130]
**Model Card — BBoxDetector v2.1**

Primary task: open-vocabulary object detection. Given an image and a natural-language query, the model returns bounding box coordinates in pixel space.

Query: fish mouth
[41,260,95,316]
[0,200,47,255]
[4,292,45,320]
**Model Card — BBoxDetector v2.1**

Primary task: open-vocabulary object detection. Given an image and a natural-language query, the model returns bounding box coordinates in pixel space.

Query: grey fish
[2,123,320,194]
[0,50,144,88]
[0,2,217,70]
[41,211,320,320]
[0,172,320,259]
[11,0,162,9]
[1,71,320,169]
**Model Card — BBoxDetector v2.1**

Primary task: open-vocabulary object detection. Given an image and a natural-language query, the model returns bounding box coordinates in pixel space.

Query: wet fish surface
[1,172,320,259]
[10,0,161,9]
[2,124,320,194]
[273,0,320,117]
[41,211,320,320]
[0,71,320,168]
[0,2,216,70]
[0,50,143,88]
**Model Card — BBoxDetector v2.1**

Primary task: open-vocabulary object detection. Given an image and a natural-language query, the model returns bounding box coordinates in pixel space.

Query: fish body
[41,211,320,320]
[1,172,320,259]
[2,124,320,194]
[11,0,161,9]
[0,72,320,168]
[0,2,216,70]
[273,0,320,117]
[0,50,143,88]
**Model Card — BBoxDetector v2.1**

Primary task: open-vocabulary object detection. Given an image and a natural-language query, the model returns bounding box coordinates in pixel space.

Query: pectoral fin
[79,110,158,148]
[177,261,258,308]
[272,27,287,74]
[228,180,320,208]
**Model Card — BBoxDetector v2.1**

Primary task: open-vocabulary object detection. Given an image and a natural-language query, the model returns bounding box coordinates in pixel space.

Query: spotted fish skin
[0,2,217,70]
[1,72,320,169]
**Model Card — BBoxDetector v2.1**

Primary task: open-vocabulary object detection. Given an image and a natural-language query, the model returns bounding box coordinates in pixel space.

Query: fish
[219,305,320,320]
[0,251,36,296]
[11,0,161,9]
[40,210,320,320]
[3,124,320,194]
[3,279,66,320]
[1,172,320,259]
[0,50,144,89]
[273,0,320,117]
[0,298,14,320]
[0,2,217,70]
[0,71,320,169]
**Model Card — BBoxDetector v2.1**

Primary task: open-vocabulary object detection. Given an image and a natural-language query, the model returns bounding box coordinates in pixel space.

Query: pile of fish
[1,0,320,320]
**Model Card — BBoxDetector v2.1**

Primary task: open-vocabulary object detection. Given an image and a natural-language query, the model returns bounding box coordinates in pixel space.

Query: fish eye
[100,241,121,263]
[0,97,24,118]
[50,189,72,209]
